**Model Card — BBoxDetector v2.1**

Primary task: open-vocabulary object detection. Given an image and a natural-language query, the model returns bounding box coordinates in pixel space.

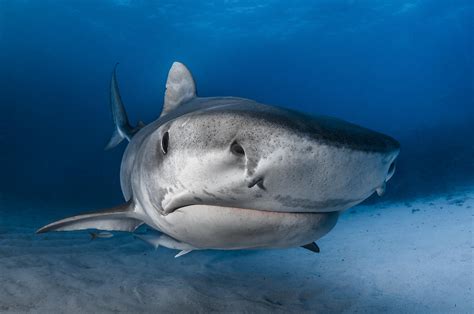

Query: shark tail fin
[36,201,143,234]
[105,63,144,150]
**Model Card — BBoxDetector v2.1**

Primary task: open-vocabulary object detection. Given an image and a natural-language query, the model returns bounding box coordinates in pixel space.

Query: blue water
[0,1,473,312]
[1,0,473,207]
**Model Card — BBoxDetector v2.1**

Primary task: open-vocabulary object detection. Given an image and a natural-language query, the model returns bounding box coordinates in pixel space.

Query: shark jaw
[152,204,339,250]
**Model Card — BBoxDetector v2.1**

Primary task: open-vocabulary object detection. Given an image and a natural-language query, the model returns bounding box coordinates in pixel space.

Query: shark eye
[161,132,169,154]
[230,141,245,156]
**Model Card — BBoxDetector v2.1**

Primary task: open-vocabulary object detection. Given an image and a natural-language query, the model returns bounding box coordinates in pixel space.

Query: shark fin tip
[174,250,192,258]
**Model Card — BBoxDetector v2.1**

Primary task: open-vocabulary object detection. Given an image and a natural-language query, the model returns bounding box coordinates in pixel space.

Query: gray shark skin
[38,62,400,256]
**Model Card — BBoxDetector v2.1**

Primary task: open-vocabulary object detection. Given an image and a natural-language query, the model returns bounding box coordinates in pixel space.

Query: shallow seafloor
[1,189,472,313]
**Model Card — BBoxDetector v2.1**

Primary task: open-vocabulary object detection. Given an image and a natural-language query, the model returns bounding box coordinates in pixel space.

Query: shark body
[38,62,400,257]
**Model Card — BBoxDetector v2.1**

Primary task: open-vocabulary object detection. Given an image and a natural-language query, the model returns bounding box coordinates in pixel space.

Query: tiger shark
[37,62,400,257]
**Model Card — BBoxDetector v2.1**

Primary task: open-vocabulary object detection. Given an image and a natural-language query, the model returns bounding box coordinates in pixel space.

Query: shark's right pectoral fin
[36,201,143,234]
[301,242,320,253]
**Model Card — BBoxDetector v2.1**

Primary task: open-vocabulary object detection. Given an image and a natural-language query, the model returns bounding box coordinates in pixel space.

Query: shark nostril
[248,177,265,190]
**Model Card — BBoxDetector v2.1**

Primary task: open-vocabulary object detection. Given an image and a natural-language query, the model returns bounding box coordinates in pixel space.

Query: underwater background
[0,0,473,313]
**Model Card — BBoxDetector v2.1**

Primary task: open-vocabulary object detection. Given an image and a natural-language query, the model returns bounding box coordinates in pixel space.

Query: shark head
[132,64,400,221]
[37,61,400,251]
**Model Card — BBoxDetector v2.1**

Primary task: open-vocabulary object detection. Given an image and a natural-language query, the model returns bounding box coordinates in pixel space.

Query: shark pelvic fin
[36,200,143,234]
[135,232,197,257]
[162,62,196,117]
[301,242,320,253]
[105,63,144,150]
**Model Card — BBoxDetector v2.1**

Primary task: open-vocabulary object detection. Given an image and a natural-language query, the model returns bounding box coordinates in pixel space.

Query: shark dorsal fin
[161,62,196,117]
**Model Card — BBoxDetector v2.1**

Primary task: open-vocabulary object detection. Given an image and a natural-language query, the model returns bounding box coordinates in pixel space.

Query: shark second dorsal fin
[161,62,196,117]
[36,201,143,234]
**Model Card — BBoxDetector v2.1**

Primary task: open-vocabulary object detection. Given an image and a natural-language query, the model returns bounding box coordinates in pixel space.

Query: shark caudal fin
[36,201,143,234]
[105,63,144,150]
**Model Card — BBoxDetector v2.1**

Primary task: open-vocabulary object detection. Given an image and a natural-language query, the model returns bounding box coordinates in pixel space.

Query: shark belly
[153,205,339,250]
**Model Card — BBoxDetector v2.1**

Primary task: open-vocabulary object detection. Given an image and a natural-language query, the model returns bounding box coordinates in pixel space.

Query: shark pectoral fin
[302,242,320,253]
[174,250,192,258]
[134,234,162,249]
[36,201,143,234]
[161,62,197,117]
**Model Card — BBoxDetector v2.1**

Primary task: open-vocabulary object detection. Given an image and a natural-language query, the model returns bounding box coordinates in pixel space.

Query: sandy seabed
[0,190,472,313]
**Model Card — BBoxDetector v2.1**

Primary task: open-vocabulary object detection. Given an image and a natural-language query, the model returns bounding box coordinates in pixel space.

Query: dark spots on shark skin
[274,195,357,210]
[155,187,170,200]
[305,146,313,152]
[202,107,399,153]
[194,197,203,202]
[246,157,258,176]
[220,187,245,195]
[202,189,221,200]
[202,190,213,196]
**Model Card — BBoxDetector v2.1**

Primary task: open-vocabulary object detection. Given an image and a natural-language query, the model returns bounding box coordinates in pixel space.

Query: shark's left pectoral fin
[174,250,192,258]
[37,201,143,234]
[301,242,320,253]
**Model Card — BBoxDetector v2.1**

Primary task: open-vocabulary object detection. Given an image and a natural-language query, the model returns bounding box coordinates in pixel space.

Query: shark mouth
[156,204,340,250]
[161,193,366,216]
